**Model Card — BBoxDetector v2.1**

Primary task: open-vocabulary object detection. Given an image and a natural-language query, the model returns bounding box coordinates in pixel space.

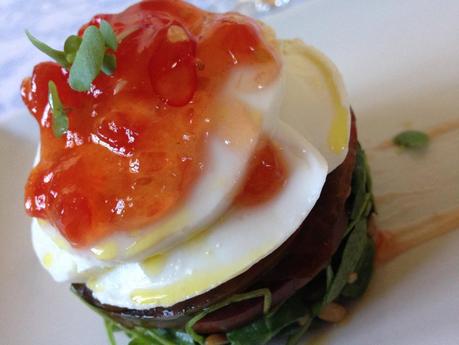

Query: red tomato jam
[22,0,281,248]
[235,139,288,207]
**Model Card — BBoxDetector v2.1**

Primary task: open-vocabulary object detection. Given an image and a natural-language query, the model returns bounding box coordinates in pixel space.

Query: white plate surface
[1,0,458,344]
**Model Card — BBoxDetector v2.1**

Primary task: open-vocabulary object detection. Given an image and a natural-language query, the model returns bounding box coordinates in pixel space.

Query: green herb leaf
[325,265,334,291]
[25,30,69,67]
[227,294,309,345]
[345,145,375,236]
[323,219,369,306]
[69,25,105,91]
[64,35,82,64]
[48,81,69,137]
[186,288,272,345]
[100,19,118,51]
[341,238,375,299]
[286,315,313,345]
[102,53,117,75]
[393,130,429,150]
[104,319,119,345]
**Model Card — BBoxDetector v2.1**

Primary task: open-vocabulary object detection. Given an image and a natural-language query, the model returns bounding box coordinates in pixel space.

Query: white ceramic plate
[1,1,459,344]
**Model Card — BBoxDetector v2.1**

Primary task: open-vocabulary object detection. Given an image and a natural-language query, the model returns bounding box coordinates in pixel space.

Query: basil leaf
[26,30,69,67]
[323,219,368,306]
[69,25,105,91]
[64,35,82,64]
[393,130,429,149]
[100,19,118,51]
[341,238,375,299]
[48,81,69,137]
[102,53,117,75]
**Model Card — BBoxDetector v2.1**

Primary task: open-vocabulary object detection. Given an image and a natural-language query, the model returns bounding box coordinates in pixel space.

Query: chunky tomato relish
[22,0,283,247]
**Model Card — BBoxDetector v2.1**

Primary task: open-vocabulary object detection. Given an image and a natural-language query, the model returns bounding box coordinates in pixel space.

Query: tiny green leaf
[341,238,375,299]
[26,30,69,67]
[64,35,82,64]
[186,288,272,345]
[104,319,118,345]
[100,19,118,51]
[101,54,117,75]
[393,130,429,149]
[69,25,105,91]
[227,294,309,345]
[323,219,368,306]
[48,81,69,137]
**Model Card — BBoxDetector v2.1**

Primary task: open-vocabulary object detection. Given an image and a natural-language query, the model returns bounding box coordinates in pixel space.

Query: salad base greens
[73,144,375,345]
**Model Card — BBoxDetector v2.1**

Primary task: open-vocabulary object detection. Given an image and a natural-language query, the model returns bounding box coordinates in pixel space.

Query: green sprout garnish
[26,20,119,136]
[48,81,69,137]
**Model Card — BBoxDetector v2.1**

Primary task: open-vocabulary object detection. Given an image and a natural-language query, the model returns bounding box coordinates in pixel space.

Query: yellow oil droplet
[141,254,167,277]
[130,247,271,307]
[43,253,53,269]
[90,242,118,261]
[126,211,189,257]
[130,291,169,305]
[328,105,349,153]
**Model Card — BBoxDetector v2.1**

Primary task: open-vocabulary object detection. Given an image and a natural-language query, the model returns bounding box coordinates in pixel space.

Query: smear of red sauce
[22,0,280,248]
[372,208,459,264]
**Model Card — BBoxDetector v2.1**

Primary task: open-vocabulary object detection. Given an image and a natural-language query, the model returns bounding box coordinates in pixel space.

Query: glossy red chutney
[235,139,287,207]
[22,0,282,248]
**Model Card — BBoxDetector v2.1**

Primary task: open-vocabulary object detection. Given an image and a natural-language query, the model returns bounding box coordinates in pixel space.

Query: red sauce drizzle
[235,139,288,207]
[22,0,281,248]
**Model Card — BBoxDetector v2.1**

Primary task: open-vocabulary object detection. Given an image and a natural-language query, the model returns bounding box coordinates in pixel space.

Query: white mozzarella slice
[31,219,110,282]
[280,39,351,172]
[88,122,327,309]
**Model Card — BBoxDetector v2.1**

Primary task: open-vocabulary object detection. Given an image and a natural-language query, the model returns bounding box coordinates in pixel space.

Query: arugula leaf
[285,315,312,345]
[323,219,369,306]
[186,288,272,345]
[100,19,118,51]
[345,145,374,236]
[26,30,69,67]
[48,81,69,137]
[341,238,375,299]
[227,294,309,345]
[104,319,119,345]
[393,130,429,150]
[147,329,195,345]
[64,35,82,64]
[69,25,106,91]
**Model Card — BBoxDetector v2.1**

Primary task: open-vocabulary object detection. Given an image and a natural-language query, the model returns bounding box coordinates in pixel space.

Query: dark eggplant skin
[73,112,358,333]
